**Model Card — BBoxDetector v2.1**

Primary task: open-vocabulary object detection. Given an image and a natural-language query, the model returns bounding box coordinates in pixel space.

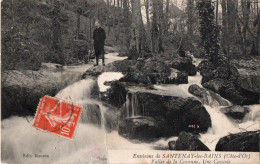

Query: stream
[1,53,259,163]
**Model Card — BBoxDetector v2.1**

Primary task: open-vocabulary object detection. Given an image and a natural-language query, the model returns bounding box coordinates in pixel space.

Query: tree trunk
[257,0,259,16]
[130,0,146,57]
[241,0,250,54]
[231,1,245,55]
[89,18,92,41]
[187,0,194,37]
[250,13,260,55]
[256,14,260,55]
[52,0,63,64]
[164,0,170,35]
[151,0,163,53]
[158,0,164,52]
[216,0,219,24]
[123,0,131,53]
[76,12,80,39]
[227,0,237,54]
[144,0,152,52]
[221,0,228,54]
[227,0,236,36]
[151,0,158,53]
[236,14,246,55]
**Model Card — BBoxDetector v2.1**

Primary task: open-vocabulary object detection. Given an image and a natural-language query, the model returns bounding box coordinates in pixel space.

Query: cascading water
[2,53,259,163]
[1,53,151,163]
[125,93,141,117]
[1,74,154,164]
[200,105,260,150]
[123,56,260,151]
[1,78,108,163]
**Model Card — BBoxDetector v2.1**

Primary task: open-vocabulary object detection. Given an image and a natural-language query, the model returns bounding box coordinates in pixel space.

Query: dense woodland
[1,0,260,70]
[1,0,260,156]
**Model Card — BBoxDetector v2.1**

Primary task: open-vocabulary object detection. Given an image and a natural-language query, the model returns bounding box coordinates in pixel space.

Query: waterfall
[126,93,130,117]
[2,53,259,163]
[122,57,259,151]
[199,105,237,150]
[55,79,96,102]
[243,105,260,122]
[200,104,260,150]
[131,94,135,116]
[1,73,154,164]
[125,92,143,118]
[1,53,154,163]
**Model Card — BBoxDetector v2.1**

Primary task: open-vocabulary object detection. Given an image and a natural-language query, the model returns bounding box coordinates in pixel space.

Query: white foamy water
[151,58,259,151]
[56,79,96,102]
[200,105,260,150]
[97,72,124,92]
[1,72,154,164]
[1,117,107,164]
[153,73,202,98]
[2,55,259,163]
[105,53,128,63]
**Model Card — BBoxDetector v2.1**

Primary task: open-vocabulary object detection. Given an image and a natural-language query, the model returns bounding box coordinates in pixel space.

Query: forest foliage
[1,0,260,71]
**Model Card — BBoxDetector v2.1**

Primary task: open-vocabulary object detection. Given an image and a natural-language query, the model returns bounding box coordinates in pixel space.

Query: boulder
[142,59,171,84]
[168,68,188,84]
[203,79,246,105]
[169,57,197,76]
[215,131,260,152]
[142,59,188,84]
[41,63,63,71]
[172,132,210,151]
[197,61,258,104]
[118,116,167,142]
[197,60,215,73]
[100,81,128,108]
[198,60,240,86]
[120,92,212,136]
[186,64,197,76]
[82,58,189,85]
[81,71,102,79]
[82,60,138,79]
[240,88,259,105]
[114,59,188,84]
[200,66,240,87]
[203,78,259,105]
[188,84,230,106]
[231,58,260,94]
[80,104,101,126]
[168,141,176,150]
[220,105,250,121]
[81,63,117,79]
[119,72,154,85]
[238,68,260,95]
[112,60,141,73]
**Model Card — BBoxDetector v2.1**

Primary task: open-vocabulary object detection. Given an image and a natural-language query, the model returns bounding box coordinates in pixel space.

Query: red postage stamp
[33,96,82,139]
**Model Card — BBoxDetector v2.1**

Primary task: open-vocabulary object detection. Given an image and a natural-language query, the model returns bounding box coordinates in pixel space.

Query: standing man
[93,21,106,66]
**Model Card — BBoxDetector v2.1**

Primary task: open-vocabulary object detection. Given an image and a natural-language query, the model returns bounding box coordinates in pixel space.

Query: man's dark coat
[93,27,106,55]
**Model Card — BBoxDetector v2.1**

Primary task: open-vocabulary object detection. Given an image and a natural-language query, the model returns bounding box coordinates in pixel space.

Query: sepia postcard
[1,0,259,163]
